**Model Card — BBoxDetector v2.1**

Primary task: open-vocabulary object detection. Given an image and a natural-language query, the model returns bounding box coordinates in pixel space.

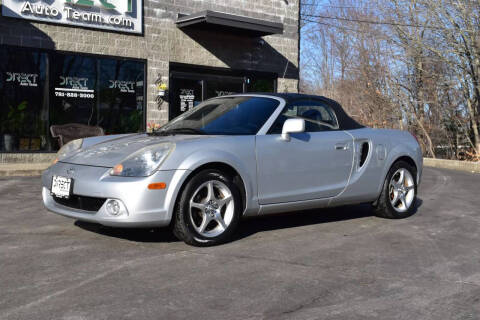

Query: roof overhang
[176,10,284,37]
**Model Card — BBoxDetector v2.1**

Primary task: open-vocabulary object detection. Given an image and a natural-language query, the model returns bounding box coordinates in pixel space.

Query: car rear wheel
[373,160,417,219]
[172,169,242,246]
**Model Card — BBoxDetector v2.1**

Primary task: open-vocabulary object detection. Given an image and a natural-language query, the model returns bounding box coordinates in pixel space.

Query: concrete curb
[0,163,51,177]
[0,153,56,163]
[424,158,480,173]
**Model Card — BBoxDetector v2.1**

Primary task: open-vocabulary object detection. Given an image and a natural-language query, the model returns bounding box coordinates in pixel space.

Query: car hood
[60,133,206,167]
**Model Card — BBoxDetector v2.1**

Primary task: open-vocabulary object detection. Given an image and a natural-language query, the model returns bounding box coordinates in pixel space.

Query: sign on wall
[2,0,143,34]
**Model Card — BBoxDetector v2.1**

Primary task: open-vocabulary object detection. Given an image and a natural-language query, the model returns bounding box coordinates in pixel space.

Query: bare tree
[301,0,480,160]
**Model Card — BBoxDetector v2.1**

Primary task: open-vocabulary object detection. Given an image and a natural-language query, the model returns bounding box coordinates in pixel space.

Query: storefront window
[0,47,48,152]
[51,54,97,127]
[98,59,144,134]
[0,46,146,152]
[205,78,243,99]
[246,78,275,93]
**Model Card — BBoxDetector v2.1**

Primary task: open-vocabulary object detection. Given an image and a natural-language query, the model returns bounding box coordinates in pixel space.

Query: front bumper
[42,162,188,227]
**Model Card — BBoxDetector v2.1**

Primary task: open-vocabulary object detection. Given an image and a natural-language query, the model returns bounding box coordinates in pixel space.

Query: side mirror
[281,118,305,141]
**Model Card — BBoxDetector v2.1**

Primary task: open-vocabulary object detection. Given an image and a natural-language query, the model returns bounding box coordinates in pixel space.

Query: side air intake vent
[359,142,369,167]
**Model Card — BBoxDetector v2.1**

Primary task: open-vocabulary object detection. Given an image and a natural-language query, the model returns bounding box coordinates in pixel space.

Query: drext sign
[2,0,143,34]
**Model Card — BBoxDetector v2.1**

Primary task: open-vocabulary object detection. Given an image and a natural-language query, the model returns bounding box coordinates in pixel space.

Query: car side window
[268,100,339,134]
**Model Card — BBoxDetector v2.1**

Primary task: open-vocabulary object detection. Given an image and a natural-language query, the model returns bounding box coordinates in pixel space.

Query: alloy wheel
[388,168,415,213]
[189,180,235,238]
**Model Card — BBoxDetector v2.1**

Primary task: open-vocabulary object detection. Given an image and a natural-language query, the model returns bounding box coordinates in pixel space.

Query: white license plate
[51,175,72,198]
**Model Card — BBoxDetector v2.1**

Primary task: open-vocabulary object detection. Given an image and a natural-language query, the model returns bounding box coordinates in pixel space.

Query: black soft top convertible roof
[240,93,365,131]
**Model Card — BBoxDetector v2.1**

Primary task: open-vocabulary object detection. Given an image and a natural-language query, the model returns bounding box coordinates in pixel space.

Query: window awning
[176,10,284,37]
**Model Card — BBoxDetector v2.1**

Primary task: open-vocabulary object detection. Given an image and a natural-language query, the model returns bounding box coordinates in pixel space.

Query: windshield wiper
[149,128,205,136]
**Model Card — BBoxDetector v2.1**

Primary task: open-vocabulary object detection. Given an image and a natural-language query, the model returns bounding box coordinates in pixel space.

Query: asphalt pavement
[1,167,479,319]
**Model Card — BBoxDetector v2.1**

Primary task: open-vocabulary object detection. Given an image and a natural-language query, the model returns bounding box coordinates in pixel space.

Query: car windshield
[158,96,279,135]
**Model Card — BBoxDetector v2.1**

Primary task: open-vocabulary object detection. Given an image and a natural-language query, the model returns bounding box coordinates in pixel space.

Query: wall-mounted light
[157,82,167,97]
[155,76,169,108]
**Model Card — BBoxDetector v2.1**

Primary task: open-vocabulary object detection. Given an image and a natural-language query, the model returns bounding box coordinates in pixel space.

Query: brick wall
[0,0,299,124]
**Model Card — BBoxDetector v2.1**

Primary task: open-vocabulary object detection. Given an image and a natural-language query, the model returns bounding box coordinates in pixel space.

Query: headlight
[110,143,174,177]
[53,138,84,164]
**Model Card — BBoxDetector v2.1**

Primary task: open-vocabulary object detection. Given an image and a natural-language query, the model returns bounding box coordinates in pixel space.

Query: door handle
[335,144,349,150]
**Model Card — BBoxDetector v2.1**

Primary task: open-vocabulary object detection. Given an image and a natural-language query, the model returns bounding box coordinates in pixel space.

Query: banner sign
[2,0,143,34]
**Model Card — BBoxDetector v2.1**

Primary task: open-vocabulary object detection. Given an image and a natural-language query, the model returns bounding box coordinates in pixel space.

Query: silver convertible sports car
[42,93,423,246]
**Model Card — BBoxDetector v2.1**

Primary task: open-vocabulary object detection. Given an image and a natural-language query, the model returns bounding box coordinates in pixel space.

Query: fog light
[106,200,121,216]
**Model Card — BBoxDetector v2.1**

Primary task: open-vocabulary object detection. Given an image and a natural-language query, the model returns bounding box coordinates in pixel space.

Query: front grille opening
[359,142,369,167]
[53,194,106,212]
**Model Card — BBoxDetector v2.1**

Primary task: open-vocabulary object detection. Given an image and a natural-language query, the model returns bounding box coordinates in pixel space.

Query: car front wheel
[172,169,242,246]
[374,160,417,219]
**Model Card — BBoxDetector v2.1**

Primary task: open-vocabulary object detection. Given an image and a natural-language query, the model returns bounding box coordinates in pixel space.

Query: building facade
[0,0,299,153]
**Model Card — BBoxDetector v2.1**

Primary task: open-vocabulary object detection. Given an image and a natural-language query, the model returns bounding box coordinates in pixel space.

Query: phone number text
[55,91,94,99]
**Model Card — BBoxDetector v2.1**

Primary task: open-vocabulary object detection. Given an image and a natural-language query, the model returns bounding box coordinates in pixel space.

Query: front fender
[164,149,259,217]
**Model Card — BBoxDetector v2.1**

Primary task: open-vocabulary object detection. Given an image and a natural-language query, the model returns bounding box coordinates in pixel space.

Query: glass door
[169,72,245,120]
[169,76,203,120]
[169,65,277,120]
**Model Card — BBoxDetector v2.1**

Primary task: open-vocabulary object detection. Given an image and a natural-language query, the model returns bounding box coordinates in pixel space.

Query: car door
[256,99,354,204]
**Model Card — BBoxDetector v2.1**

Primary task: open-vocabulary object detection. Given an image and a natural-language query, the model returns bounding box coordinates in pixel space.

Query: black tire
[172,169,242,246]
[373,160,417,219]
